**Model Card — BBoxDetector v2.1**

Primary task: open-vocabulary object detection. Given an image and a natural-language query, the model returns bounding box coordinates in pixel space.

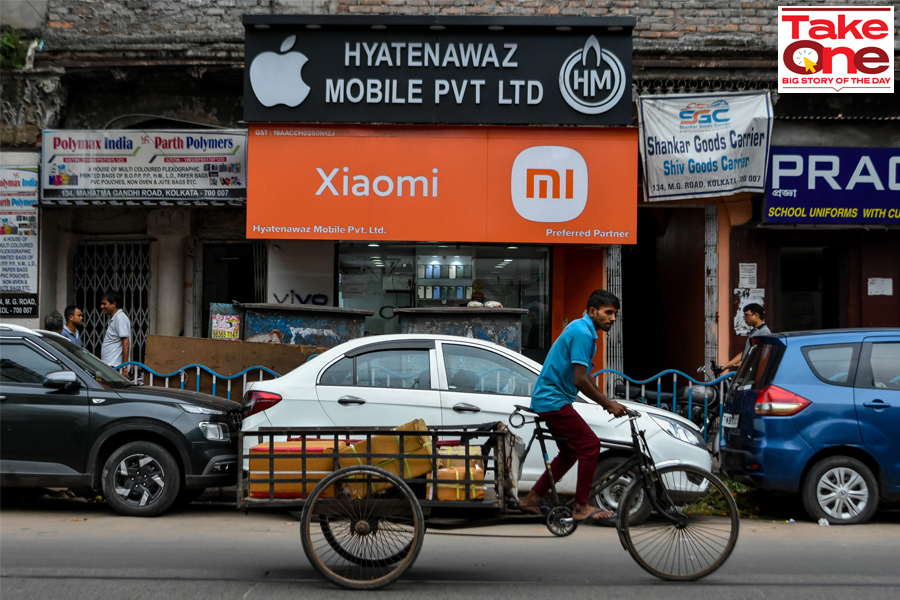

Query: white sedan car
[241,334,711,517]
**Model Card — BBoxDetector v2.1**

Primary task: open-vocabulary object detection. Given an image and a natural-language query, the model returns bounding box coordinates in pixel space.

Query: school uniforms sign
[638,92,774,202]
[243,15,634,126]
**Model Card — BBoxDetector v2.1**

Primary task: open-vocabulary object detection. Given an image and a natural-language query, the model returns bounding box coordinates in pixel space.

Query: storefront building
[244,15,639,367]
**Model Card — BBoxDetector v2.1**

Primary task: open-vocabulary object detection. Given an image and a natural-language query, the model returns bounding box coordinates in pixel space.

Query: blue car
[721,329,900,524]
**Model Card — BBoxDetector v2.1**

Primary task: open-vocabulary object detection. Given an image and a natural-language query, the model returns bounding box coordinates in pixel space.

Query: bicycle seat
[513,404,538,415]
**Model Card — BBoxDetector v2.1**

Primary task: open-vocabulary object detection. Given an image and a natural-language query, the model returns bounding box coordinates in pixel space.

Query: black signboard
[243,15,634,126]
[0,293,39,318]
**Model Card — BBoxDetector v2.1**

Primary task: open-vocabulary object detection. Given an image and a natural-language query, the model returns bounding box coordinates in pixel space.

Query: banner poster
[638,92,773,201]
[211,313,241,340]
[766,146,900,225]
[41,130,247,202]
[0,166,39,317]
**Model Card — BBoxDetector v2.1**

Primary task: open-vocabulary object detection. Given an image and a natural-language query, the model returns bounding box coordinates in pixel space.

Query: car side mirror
[43,371,81,391]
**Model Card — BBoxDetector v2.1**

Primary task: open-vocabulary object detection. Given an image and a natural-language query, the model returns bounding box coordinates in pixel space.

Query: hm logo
[511,146,588,223]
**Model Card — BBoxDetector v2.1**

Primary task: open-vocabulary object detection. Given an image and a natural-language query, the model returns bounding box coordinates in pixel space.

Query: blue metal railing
[591,368,736,444]
[117,362,281,401]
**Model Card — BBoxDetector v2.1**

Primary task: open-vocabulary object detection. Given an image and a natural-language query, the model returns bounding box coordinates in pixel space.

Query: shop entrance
[773,246,844,331]
[621,207,706,379]
[199,241,266,338]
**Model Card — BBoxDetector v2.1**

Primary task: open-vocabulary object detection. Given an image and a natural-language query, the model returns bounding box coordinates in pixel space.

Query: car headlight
[199,422,230,441]
[649,414,705,448]
[181,404,224,415]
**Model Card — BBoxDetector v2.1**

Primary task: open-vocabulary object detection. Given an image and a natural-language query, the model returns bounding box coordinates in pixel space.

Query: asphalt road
[2,496,899,600]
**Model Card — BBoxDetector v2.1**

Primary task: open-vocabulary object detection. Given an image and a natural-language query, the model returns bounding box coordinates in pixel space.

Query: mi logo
[511,146,588,222]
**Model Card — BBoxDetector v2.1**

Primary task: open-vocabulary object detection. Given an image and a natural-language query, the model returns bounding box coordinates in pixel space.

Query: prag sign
[243,15,634,126]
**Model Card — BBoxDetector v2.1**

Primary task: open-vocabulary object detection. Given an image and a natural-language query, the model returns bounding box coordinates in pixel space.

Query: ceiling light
[608,26,623,32]
[305,24,321,29]
[488,25,504,31]
[253,24,269,29]
[430,25,445,31]
[504,259,513,262]
[368,243,379,247]
[371,25,387,30]
[555,26,571,32]
[507,246,518,250]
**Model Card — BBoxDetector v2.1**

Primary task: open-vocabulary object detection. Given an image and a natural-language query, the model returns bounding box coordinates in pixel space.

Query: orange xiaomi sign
[247,125,636,244]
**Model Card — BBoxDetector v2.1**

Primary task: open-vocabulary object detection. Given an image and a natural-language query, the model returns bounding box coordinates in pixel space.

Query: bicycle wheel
[300,466,425,590]
[617,464,739,581]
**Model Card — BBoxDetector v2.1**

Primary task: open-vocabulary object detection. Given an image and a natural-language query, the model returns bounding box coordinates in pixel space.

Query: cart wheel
[300,466,425,590]
[546,505,576,537]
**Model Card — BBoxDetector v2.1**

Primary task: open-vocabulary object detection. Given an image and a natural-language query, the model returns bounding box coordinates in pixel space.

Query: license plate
[722,413,739,428]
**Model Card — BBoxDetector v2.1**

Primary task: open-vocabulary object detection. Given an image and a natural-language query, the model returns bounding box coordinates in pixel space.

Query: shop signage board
[0,166,39,317]
[243,15,634,126]
[638,92,774,202]
[41,130,247,202]
[247,124,637,245]
[777,6,894,94]
[765,146,900,224]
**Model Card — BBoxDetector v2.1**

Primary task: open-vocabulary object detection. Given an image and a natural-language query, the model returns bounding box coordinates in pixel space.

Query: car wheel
[802,456,879,525]
[102,441,181,517]
[589,456,652,527]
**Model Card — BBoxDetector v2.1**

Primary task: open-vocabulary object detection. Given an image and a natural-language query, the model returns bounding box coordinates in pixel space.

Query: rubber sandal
[573,508,614,523]
[518,503,542,515]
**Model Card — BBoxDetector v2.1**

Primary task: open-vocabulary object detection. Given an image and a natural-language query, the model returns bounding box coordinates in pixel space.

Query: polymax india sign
[765,146,900,225]
[41,130,247,202]
[247,125,637,244]
[243,15,634,126]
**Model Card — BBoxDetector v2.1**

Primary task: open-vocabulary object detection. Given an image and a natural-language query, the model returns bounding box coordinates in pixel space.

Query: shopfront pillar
[148,209,190,337]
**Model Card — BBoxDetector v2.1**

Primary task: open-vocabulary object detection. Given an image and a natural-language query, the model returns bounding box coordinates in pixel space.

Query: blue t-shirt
[531,313,597,413]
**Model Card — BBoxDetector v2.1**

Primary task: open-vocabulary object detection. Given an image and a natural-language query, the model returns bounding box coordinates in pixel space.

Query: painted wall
[552,245,608,372]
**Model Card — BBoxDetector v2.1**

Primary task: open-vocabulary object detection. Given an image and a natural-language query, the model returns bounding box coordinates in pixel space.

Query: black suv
[0,324,240,516]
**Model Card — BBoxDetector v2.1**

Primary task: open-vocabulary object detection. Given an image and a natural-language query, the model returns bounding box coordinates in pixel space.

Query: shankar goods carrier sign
[778,6,894,93]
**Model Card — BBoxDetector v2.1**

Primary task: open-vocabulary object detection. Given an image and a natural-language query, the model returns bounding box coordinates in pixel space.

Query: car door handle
[863,400,891,409]
[452,403,481,414]
[338,396,366,406]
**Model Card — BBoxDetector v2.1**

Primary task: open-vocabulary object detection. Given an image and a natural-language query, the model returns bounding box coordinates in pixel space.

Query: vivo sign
[243,15,634,126]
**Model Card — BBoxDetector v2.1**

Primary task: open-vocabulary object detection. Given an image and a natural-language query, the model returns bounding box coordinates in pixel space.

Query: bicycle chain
[425,530,561,539]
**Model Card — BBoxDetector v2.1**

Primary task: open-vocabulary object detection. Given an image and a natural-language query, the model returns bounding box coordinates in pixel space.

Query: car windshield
[40,335,131,388]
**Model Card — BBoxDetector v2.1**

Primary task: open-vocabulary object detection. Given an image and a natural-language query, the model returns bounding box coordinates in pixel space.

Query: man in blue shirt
[519,289,627,522]
[62,305,83,347]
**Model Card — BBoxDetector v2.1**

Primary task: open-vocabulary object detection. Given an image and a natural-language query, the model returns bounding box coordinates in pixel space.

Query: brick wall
[38,0,900,53]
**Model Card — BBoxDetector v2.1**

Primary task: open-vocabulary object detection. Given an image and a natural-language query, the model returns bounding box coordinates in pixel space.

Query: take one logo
[249,35,311,107]
[678,100,731,130]
[558,35,627,115]
[510,146,588,223]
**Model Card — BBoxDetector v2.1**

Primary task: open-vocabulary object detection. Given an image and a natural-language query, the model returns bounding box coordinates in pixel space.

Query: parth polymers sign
[638,93,773,202]
[41,130,247,202]
[778,6,894,93]
[243,15,634,126]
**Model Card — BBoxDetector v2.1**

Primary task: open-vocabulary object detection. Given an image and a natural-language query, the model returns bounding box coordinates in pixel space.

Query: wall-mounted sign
[247,124,637,244]
[0,166,39,317]
[41,130,247,203]
[243,15,634,126]
[777,6,894,94]
[638,92,773,201]
[766,146,900,224]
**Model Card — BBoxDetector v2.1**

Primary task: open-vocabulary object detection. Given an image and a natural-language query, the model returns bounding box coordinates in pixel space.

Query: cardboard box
[339,419,436,496]
[427,465,486,501]
[438,445,484,472]
[248,439,349,499]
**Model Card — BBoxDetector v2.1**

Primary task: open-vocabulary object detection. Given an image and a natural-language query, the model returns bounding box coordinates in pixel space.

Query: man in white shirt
[100,291,131,377]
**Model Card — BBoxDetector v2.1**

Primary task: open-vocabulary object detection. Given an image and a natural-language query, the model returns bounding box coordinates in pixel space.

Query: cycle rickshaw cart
[238,408,739,589]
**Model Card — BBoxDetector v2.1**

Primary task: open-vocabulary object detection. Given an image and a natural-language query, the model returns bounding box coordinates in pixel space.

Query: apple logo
[249,35,310,107]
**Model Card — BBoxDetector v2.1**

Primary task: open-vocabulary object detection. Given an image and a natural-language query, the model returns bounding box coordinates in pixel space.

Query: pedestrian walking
[100,291,131,377]
[43,311,63,334]
[61,305,83,347]
[722,302,771,371]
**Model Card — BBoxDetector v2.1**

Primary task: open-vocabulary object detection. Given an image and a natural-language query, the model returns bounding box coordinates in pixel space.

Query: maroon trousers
[531,403,602,505]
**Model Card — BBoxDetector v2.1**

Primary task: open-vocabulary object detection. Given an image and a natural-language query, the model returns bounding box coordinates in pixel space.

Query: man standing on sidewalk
[100,291,131,378]
[61,305,83,347]
[518,289,628,522]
